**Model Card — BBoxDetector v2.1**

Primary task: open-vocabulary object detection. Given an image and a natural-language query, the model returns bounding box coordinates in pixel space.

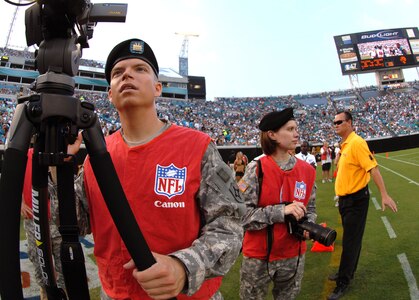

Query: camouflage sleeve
[170,141,246,296]
[306,184,317,224]
[239,160,286,231]
[74,166,91,236]
[48,167,90,237]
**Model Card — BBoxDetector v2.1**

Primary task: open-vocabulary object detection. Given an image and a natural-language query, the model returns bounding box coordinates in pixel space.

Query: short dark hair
[336,110,352,122]
[300,140,310,148]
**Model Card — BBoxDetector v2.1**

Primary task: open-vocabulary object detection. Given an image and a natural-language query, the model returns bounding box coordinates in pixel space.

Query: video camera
[25,0,128,47]
[24,0,127,76]
[285,208,337,247]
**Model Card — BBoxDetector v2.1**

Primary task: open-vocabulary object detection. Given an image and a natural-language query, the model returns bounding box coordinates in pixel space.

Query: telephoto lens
[286,214,337,247]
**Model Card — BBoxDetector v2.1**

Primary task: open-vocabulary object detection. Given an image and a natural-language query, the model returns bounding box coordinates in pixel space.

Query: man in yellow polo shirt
[327,111,398,300]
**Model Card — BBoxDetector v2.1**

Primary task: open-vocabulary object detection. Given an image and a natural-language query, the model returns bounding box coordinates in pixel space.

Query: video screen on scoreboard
[334,27,419,75]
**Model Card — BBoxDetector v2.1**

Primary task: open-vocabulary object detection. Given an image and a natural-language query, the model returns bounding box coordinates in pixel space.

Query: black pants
[337,185,369,285]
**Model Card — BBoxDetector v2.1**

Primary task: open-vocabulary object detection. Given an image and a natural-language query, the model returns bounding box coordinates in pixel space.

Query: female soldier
[238,107,317,300]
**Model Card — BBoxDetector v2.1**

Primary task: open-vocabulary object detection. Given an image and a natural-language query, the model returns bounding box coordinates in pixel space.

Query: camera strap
[57,160,90,299]
[256,159,273,259]
[256,159,275,280]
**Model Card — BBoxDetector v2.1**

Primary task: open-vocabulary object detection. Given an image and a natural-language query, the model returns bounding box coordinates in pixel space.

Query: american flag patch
[238,179,249,193]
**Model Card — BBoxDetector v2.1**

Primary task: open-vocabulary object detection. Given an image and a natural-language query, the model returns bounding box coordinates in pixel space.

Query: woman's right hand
[284,201,306,221]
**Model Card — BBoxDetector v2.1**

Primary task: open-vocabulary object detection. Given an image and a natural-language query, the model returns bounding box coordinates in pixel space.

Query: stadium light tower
[175,32,199,76]
[349,74,360,90]
[4,5,20,48]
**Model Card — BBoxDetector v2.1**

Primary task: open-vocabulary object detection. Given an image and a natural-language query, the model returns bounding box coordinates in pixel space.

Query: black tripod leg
[57,161,90,300]
[0,103,34,300]
[82,121,156,270]
[32,143,68,300]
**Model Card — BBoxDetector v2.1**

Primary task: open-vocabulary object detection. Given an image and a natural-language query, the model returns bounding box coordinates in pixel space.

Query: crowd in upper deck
[1,81,417,146]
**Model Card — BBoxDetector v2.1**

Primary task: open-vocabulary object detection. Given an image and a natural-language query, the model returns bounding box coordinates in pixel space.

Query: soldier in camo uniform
[238,108,317,300]
[71,38,245,300]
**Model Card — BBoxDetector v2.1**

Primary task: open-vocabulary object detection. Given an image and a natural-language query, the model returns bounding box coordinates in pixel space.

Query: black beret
[258,107,295,131]
[105,38,159,84]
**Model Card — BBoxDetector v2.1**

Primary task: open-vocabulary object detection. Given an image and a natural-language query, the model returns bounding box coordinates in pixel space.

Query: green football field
[221,147,419,300]
[19,148,419,299]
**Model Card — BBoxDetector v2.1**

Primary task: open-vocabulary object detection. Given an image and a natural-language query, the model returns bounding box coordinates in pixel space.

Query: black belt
[339,185,368,200]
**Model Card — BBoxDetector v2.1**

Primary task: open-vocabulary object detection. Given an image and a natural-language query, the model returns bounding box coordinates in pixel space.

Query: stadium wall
[216,133,419,163]
[0,134,417,172]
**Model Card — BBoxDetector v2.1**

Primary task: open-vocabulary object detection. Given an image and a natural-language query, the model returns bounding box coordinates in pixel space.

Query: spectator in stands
[1,66,418,146]
[328,111,398,300]
[107,124,118,135]
[239,107,316,300]
[73,38,245,299]
[295,140,317,169]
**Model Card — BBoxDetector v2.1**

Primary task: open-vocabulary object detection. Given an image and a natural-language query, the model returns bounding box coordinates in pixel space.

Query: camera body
[285,208,337,247]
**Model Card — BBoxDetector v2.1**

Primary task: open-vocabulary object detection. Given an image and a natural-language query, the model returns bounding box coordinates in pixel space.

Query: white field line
[381,216,397,239]
[397,253,419,300]
[371,197,381,210]
[377,164,419,186]
[375,154,419,167]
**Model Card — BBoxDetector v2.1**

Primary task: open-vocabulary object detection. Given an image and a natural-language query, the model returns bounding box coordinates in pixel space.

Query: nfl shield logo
[155,164,187,199]
[294,181,307,200]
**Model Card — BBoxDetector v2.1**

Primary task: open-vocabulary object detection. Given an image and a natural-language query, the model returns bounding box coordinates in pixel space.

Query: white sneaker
[322,179,326,183]
[335,201,339,207]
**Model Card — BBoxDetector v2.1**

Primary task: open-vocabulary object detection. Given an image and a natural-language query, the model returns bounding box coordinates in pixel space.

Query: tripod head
[24,0,128,90]
[15,0,128,164]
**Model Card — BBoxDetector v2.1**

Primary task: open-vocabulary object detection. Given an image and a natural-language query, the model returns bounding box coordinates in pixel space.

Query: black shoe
[328,272,354,281]
[328,272,339,281]
[327,283,348,300]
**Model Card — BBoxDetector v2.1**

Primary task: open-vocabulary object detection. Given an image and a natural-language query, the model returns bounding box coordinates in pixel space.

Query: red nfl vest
[242,155,316,261]
[83,125,222,299]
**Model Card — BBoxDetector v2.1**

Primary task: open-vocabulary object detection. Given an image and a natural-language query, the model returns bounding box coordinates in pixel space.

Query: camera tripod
[0,23,158,300]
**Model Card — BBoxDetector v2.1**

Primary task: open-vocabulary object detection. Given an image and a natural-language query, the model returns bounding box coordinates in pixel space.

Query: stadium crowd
[0,81,418,146]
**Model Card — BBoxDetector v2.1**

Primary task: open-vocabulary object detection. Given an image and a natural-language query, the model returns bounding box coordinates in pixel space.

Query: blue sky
[1,0,418,100]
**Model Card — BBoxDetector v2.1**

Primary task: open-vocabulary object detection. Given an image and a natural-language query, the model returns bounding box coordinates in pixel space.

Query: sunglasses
[333,120,346,125]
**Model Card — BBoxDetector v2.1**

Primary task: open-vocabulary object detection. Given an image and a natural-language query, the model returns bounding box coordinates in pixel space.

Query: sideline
[397,253,419,300]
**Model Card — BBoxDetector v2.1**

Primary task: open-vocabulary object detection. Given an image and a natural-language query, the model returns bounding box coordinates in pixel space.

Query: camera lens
[299,221,337,247]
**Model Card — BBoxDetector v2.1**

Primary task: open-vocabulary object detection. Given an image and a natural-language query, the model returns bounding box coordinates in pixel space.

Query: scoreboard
[334,27,419,75]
